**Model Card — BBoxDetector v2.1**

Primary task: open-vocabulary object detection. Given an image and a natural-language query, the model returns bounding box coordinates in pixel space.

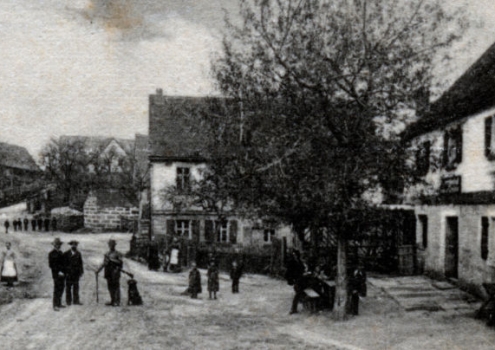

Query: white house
[148,89,294,254]
[403,41,495,293]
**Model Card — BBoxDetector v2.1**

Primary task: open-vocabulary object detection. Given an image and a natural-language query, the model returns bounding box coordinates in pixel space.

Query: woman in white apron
[1,242,18,287]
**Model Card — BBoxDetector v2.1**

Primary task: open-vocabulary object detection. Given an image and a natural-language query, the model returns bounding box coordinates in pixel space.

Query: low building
[83,189,139,232]
[0,142,41,207]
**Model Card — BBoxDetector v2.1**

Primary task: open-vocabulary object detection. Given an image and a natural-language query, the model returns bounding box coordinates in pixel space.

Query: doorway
[445,216,459,279]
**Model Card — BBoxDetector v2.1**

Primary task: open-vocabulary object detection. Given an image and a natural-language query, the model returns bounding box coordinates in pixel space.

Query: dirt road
[0,230,493,350]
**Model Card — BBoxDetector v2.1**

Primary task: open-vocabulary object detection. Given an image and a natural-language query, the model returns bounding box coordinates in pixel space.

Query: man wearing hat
[48,238,66,311]
[64,240,84,306]
[95,239,123,306]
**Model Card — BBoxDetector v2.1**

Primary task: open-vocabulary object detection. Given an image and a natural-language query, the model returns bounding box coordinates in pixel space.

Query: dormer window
[443,126,462,170]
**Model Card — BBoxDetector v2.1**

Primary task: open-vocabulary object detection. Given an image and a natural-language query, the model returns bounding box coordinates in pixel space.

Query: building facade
[404,42,495,293]
[148,89,293,259]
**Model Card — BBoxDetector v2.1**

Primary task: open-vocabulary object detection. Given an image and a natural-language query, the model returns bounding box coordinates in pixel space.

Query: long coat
[48,249,65,279]
[207,266,219,292]
[189,268,202,294]
[63,249,84,281]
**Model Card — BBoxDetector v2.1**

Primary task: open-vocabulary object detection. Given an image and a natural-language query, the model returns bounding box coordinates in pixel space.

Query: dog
[127,279,143,306]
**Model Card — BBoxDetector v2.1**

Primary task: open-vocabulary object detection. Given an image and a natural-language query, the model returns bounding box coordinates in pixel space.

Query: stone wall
[84,193,138,232]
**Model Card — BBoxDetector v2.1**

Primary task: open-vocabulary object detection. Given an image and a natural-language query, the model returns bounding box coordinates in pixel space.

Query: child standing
[188,262,201,299]
[207,261,219,299]
[230,260,243,293]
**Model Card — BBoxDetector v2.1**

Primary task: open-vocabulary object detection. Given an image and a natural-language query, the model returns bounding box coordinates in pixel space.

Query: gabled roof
[404,41,495,140]
[0,142,39,172]
[59,135,135,155]
[149,91,228,161]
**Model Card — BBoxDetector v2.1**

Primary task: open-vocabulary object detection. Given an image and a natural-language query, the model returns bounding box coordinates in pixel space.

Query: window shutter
[175,169,181,189]
[229,220,238,244]
[205,220,214,242]
[442,131,449,167]
[481,217,489,261]
[455,127,463,163]
[486,116,492,158]
[416,141,431,176]
[192,220,200,242]
[185,168,190,191]
[166,220,176,236]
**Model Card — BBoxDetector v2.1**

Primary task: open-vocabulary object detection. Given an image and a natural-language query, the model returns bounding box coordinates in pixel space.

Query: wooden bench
[303,288,321,313]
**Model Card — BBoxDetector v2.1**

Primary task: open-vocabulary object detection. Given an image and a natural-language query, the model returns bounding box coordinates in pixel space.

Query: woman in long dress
[1,242,18,287]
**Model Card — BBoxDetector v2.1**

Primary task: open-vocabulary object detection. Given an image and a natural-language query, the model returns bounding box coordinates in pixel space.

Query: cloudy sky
[0,0,494,161]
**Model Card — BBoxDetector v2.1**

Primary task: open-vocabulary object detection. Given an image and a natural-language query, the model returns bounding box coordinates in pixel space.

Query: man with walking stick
[95,239,123,306]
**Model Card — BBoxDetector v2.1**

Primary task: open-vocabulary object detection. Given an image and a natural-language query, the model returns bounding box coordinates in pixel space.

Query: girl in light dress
[1,242,18,287]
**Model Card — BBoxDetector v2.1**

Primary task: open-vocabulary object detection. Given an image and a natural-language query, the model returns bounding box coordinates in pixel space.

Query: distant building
[0,142,40,207]
[403,41,495,293]
[59,135,136,174]
[29,134,149,223]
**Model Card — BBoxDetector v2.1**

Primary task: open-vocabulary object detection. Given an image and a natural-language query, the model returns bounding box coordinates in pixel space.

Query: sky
[0,0,494,161]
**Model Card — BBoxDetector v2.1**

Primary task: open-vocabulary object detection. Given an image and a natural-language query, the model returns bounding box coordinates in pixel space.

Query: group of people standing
[186,258,244,300]
[48,237,126,311]
[48,238,84,311]
[4,216,57,234]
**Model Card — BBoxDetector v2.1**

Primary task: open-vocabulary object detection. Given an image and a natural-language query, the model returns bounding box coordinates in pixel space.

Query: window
[485,116,495,159]
[176,220,190,239]
[481,217,489,260]
[176,167,190,192]
[218,221,228,242]
[263,229,276,243]
[443,126,463,169]
[205,220,237,244]
[418,215,428,249]
[416,141,431,176]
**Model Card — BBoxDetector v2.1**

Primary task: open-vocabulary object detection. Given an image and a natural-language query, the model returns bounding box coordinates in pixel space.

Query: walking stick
[96,273,99,304]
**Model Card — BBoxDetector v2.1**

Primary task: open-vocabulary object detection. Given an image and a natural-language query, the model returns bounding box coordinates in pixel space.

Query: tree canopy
[170,0,468,318]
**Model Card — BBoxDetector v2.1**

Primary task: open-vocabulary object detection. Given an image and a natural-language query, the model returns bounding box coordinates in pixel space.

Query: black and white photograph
[1,0,495,349]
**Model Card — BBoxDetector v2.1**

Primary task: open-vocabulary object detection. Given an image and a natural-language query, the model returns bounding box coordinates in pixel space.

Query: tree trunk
[333,235,348,320]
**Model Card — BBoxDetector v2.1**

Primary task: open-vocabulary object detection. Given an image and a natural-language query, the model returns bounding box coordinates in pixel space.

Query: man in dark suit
[285,249,308,314]
[64,240,84,306]
[23,218,29,231]
[48,238,66,311]
[37,217,43,232]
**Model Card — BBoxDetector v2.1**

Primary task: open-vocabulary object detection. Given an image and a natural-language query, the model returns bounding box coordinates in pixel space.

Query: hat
[108,239,117,246]
[52,238,63,246]
[68,240,79,246]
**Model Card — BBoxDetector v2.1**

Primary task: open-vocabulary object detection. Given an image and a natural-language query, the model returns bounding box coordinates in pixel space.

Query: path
[369,276,481,312]
[0,228,493,349]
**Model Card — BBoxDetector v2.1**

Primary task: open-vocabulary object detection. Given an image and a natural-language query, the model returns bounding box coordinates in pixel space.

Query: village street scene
[2,0,495,349]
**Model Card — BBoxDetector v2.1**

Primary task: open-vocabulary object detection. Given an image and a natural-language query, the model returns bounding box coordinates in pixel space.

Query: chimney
[152,88,164,105]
